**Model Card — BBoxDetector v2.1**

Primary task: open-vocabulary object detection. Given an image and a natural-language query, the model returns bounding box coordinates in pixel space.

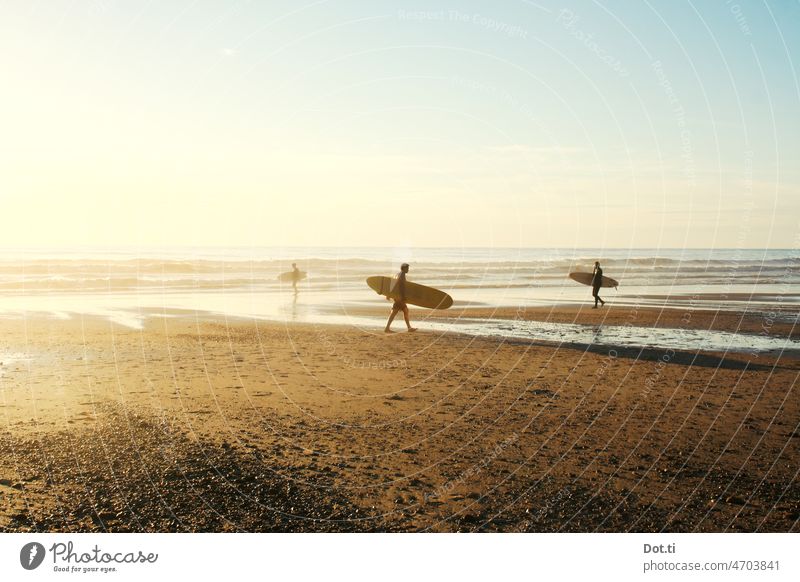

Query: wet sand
[343,302,799,340]
[1,311,798,532]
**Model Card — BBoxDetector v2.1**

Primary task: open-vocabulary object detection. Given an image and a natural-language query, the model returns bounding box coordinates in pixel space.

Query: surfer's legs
[592,287,604,308]
[385,306,400,332]
[401,305,416,332]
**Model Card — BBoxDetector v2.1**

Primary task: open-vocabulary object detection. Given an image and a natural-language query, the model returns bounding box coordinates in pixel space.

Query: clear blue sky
[1,0,798,248]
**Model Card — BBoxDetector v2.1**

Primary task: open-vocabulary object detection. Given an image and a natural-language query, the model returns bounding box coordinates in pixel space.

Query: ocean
[0,247,797,354]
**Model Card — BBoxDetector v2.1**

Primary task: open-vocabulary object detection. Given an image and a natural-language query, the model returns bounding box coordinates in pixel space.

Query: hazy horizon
[1,243,799,256]
[1,244,799,251]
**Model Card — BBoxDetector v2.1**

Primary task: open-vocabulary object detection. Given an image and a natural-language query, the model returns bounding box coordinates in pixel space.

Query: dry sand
[0,308,798,532]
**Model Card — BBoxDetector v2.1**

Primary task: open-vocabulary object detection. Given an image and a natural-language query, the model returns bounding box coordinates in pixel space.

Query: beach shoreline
[341,302,800,340]
[1,311,798,532]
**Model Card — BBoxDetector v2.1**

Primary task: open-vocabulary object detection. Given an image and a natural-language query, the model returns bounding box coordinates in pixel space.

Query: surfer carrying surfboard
[592,261,606,308]
[384,263,417,333]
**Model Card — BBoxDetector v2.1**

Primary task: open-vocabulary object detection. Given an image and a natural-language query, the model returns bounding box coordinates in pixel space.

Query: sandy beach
[1,307,798,532]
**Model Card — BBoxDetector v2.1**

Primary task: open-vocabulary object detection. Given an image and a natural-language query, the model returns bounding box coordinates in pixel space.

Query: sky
[1,0,799,249]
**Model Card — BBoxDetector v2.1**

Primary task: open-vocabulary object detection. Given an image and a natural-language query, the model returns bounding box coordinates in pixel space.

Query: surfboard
[278,270,307,282]
[366,276,453,310]
[569,272,619,289]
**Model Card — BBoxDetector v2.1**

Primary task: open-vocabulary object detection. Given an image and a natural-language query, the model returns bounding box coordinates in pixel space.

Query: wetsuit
[592,266,604,307]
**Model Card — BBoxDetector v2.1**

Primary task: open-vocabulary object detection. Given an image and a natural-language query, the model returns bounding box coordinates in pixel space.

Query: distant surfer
[384,263,417,333]
[592,261,606,308]
[291,263,300,293]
